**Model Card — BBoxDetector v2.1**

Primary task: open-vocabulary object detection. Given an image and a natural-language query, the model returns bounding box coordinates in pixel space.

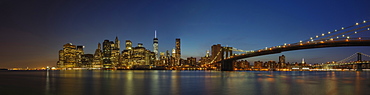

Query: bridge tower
[357,52,362,61]
[356,53,363,71]
[221,47,234,71]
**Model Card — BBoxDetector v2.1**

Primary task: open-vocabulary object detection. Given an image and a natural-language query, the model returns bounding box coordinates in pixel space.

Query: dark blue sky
[1,0,370,68]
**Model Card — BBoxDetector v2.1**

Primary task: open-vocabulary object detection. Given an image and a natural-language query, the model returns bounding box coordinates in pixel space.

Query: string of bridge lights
[300,20,369,44]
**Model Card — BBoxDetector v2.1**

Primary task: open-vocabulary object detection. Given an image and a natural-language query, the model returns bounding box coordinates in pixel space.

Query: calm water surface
[0,70,369,95]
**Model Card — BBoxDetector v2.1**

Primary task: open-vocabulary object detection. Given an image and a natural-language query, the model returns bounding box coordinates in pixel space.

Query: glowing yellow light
[322,33,325,36]
[364,20,366,23]
[328,31,331,34]
[356,23,359,25]
[341,27,344,29]
[316,35,319,38]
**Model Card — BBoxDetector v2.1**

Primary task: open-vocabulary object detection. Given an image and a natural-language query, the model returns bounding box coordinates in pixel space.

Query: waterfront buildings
[57,43,84,68]
[56,37,357,71]
[121,43,155,67]
[186,57,196,66]
[199,50,211,67]
[235,60,250,69]
[57,36,185,69]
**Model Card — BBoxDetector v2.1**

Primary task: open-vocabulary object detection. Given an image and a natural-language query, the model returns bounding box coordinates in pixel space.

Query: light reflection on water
[0,70,369,95]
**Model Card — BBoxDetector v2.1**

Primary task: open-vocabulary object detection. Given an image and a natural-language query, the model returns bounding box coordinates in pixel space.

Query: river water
[0,70,369,95]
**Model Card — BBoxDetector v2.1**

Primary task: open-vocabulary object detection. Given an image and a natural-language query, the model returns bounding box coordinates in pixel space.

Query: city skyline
[1,0,370,68]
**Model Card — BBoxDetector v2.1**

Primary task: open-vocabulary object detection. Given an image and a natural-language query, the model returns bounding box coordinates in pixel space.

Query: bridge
[314,52,370,71]
[209,20,370,71]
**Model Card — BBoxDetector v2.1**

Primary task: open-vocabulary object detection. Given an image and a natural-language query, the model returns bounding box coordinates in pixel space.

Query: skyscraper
[102,40,112,68]
[92,43,103,68]
[175,38,181,65]
[76,46,84,67]
[153,30,159,60]
[121,40,133,67]
[57,43,84,68]
[211,44,222,62]
[102,37,121,69]
[112,37,121,68]
[279,55,285,68]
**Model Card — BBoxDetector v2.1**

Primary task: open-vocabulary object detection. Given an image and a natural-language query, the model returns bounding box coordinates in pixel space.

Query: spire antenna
[155,30,157,38]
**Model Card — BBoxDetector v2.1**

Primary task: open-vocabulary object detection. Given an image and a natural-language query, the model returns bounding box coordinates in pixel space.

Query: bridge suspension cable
[209,48,222,64]
[336,53,358,63]
[317,25,370,41]
[359,52,370,58]
[345,28,370,38]
[336,52,370,64]
[300,20,370,43]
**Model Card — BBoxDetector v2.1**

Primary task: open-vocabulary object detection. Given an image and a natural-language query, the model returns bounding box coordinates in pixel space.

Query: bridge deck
[219,39,370,62]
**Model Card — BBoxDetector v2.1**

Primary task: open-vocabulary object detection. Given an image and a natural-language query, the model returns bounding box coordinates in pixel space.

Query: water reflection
[39,71,370,95]
[0,71,369,95]
[45,70,50,95]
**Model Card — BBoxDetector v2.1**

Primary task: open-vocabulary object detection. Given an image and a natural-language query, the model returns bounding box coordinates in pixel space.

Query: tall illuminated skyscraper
[112,36,121,68]
[102,40,112,68]
[153,30,159,60]
[175,38,181,65]
[102,37,121,69]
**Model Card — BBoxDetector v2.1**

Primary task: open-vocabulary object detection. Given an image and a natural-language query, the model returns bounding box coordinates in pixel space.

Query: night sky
[1,0,370,68]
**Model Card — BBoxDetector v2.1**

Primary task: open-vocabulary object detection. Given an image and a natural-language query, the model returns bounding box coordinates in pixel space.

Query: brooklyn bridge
[208,20,370,71]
